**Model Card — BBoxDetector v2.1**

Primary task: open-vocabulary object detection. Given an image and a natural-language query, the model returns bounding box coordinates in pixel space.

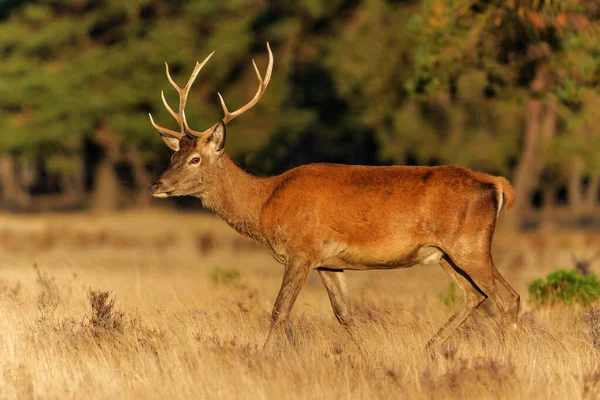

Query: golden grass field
[0,210,599,399]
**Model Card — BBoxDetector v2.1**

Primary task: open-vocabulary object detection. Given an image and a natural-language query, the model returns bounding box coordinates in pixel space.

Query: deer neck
[198,154,270,242]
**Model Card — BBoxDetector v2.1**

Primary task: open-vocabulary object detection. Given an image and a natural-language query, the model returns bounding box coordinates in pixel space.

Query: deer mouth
[150,181,175,198]
[152,190,173,198]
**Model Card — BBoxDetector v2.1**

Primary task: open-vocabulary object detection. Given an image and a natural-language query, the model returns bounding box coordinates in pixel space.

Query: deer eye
[189,157,201,165]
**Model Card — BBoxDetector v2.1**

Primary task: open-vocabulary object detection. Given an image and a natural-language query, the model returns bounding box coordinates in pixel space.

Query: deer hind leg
[489,264,520,329]
[263,262,311,352]
[318,269,352,327]
[426,255,488,349]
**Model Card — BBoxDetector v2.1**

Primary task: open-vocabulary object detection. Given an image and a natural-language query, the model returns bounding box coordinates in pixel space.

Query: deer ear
[159,132,180,152]
[208,121,226,156]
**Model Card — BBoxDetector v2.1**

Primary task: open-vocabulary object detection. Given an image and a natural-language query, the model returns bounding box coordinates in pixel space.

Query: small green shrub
[211,266,241,285]
[439,282,460,309]
[528,269,600,308]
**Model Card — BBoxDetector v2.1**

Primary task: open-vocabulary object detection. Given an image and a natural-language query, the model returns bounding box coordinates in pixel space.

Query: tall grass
[0,211,598,399]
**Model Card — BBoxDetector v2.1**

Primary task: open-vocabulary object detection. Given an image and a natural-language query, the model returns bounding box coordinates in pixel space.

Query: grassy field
[0,210,598,399]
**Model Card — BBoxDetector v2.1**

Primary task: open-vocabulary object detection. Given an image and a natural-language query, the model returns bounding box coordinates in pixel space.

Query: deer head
[148,43,273,198]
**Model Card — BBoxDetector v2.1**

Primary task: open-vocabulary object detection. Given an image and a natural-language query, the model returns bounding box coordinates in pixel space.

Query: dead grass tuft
[0,279,22,299]
[36,291,59,327]
[34,264,60,304]
[584,304,600,350]
[85,289,125,338]
[583,370,600,399]
[422,357,516,398]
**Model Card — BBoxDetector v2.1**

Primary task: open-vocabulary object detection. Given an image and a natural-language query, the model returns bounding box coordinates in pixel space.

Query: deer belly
[319,241,443,271]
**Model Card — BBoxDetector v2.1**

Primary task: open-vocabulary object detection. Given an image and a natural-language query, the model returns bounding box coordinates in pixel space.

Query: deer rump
[261,163,512,271]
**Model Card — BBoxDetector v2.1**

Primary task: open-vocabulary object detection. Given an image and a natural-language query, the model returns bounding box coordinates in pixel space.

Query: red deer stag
[148,43,520,350]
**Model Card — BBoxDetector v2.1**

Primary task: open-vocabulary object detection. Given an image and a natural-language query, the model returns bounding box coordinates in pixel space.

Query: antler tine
[181,51,215,114]
[182,109,198,137]
[151,43,274,140]
[148,113,184,140]
[164,62,180,95]
[151,51,215,139]
[161,91,179,122]
[211,42,273,129]
[180,52,216,137]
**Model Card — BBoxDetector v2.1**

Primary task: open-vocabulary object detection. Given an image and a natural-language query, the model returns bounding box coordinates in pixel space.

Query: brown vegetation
[0,211,598,398]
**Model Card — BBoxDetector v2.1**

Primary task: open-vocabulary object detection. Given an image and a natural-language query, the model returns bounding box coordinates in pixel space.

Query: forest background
[0,0,598,230]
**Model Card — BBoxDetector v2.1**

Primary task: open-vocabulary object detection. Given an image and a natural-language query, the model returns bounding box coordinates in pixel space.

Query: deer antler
[150,42,273,140]
[197,42,274,137]
[148,51,215,140]
[218,42,273,125]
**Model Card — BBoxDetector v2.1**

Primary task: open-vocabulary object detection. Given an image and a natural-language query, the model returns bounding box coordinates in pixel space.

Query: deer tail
[495,176,515,216]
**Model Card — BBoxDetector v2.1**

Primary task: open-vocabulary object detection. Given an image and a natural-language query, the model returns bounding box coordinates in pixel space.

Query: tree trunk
[583,173,600,212]
[0,155,32,207]
[540,186,556,224]
[125,147,152,208]
[506,65,549,229]
[90,127,123,211]
[57,154,86,204]
[567,156,585,218]
[537,101,558,229]
[90,157,121,211]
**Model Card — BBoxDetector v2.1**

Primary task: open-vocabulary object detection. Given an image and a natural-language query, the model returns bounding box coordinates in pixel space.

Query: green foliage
[409,0,600,175]
[0,0,384,179]
[439,282,459,309]
[0,1,277,157]
[210,266,241,286]
[528,270,600,308]
[0,0,598,203]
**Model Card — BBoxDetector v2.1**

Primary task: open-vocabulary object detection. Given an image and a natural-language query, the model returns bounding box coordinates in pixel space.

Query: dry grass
[0,210,598,399]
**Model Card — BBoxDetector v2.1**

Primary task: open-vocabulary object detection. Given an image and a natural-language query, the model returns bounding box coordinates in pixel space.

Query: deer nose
[150,181,163,194]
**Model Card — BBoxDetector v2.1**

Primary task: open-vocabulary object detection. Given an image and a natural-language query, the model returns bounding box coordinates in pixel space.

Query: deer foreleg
[263,262,311,351]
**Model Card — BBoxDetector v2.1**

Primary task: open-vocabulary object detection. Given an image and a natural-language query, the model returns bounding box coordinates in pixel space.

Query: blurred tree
[0,0,374,208]
[0,0,284,208]
[0,0,597,227]
[325,0,524,175]
[408,0,600,226]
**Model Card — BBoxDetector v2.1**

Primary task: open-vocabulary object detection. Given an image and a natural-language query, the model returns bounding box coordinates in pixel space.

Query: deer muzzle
[149,180,173,198]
